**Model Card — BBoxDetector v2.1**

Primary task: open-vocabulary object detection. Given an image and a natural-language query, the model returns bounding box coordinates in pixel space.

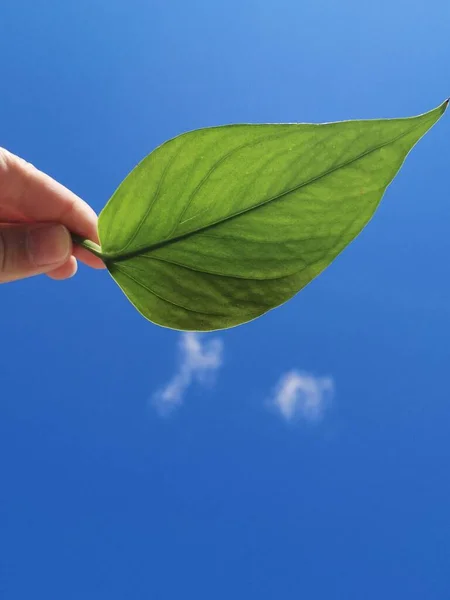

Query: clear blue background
[1,1,449,598]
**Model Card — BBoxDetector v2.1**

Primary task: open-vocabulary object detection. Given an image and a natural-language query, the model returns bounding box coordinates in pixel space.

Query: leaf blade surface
[99,101,447,331]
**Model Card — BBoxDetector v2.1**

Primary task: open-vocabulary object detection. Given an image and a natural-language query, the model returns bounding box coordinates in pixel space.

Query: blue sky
[1,0,450,598]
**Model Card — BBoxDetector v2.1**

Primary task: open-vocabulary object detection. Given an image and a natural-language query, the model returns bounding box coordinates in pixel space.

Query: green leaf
[97,101,447,331]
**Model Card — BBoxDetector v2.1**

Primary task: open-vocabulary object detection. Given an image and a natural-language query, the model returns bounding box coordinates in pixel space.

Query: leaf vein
[107,113,435,263]
[112,264,227,317]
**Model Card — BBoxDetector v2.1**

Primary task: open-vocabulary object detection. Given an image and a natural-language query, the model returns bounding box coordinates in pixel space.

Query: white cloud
[270,370,334,422]
[152,333,224,416]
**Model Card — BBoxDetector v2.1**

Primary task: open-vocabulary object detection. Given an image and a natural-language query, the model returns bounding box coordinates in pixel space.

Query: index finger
[2,150,105,269]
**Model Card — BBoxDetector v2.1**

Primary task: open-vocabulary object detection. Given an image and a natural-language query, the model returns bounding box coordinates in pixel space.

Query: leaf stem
[71,233,105,260]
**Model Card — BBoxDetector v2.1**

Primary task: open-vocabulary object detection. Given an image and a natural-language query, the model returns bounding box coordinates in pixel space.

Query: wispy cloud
[152,333,224,416]
[269,370,334,422]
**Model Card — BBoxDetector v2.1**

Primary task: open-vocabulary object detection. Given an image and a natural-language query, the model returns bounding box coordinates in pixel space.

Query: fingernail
[28,224,71,266]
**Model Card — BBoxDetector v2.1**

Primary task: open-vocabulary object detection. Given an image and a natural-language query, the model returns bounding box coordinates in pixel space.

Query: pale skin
[0,147,104,283]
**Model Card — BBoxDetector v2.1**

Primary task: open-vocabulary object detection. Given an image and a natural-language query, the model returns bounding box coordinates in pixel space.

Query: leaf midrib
[104,114,434,264]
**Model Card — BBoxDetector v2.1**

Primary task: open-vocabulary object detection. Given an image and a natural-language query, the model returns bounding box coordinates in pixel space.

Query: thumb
[0,223,72,283]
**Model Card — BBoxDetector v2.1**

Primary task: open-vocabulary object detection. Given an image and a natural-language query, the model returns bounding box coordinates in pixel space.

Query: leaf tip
[432,98,449,120]
[440,97,450,113]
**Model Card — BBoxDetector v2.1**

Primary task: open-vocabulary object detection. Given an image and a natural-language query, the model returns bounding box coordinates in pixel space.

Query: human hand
[0,147,104,283]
